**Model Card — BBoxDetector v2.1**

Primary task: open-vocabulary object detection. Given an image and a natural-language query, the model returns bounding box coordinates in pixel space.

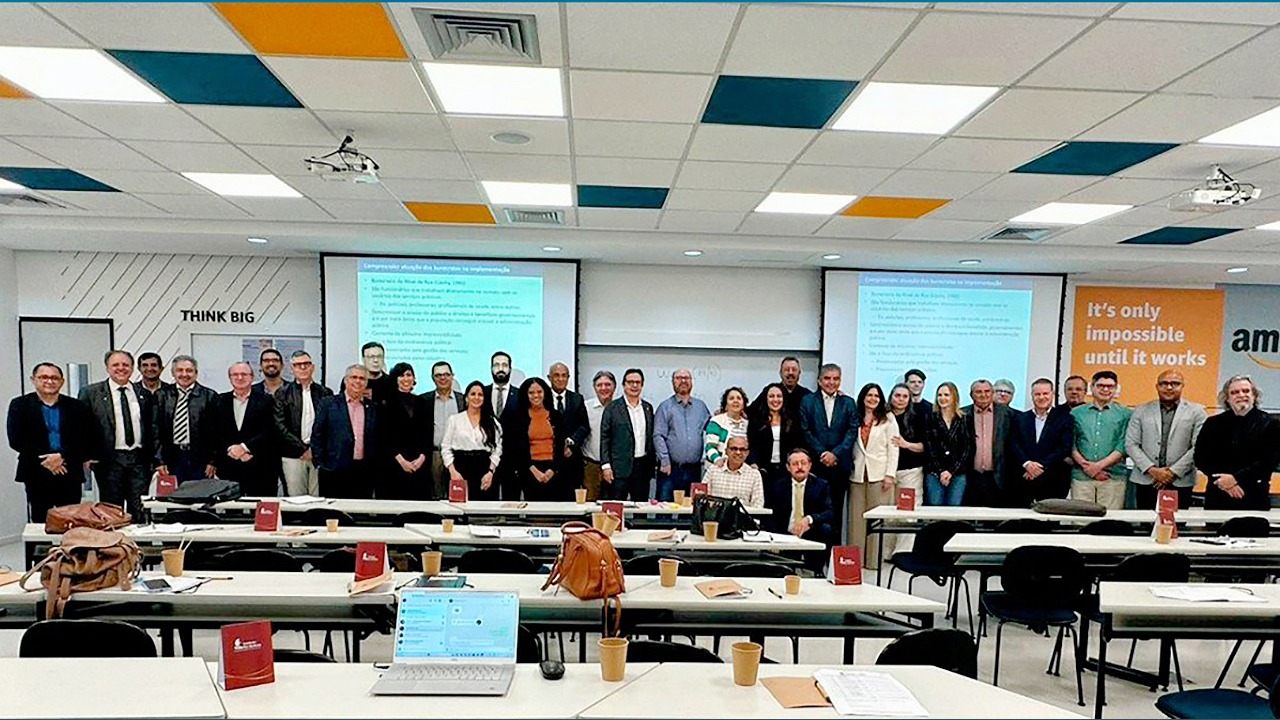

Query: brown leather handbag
[44,502,132,534]
[21,527,142,619]
[542,522,626,635]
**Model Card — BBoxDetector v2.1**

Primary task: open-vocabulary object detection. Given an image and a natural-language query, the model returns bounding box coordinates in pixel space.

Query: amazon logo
[1231,328,1280,369]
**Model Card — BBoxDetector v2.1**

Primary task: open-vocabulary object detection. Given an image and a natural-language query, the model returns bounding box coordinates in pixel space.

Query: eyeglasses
[291,361,313,367]
[1157,381,1183,388]
[433,372,453,378]
[726,447,749,453]
[624,379,643,385]
[1094,383,1117,390]
[34,375,61,382]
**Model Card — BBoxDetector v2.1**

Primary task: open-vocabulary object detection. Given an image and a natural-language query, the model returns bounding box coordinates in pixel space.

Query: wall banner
[1220,284,1280,412]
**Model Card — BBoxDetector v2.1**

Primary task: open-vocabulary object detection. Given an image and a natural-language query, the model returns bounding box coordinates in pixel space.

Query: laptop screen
[394,590,519,662]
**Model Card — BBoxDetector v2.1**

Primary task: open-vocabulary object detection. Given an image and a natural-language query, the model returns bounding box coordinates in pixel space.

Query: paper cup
[659,558,679,587]
[592,512,608,532]
[673,490,686,506]
[422,551,443,577]
[732,642,762,686]
[442,519,455,533]
[703,521,719,543]
[598,638,629,682]
[681,494,693,507]
[575,488,587,504]
[1155,523,1174,544]
[161,548,185,577]
[785,574,801,595]
[325,518,339,533]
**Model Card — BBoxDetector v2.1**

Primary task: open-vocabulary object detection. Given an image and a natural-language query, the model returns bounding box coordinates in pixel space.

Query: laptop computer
[370,589,520,696]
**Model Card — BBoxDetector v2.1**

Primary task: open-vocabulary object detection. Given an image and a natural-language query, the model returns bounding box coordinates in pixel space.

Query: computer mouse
[540,659,565,681]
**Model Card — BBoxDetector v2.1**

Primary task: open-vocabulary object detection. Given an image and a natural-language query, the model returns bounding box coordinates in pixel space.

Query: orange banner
[1070,286,1223,408]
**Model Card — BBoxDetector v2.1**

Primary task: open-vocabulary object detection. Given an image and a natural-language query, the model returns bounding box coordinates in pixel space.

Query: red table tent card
[896,487,917,511]
[253,501,280,532]
[1156,489,1179,539]
[690,483,709,501]
[448,477,468,503]
[218,620,274,690]
[156,474,178,498]
[348,541,392,595]
[827,546,863,585]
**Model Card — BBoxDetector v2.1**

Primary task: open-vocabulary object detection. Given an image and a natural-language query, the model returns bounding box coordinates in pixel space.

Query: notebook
[369,589,519,696]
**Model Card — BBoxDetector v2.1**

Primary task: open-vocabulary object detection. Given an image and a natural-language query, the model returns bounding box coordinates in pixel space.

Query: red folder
[690,483,709,501]
[156,474,178,498]
[218,620,274,690]
[448,477,468,503]
[828,546,862,586]
[253,501,280,532]
[349,541,391,594]
[896,487,916,511]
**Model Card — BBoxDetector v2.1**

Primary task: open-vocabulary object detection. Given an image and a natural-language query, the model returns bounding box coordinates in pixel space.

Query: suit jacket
[961,403,1012,489]
[7,393,97,485]
[1009,406,1075,502]
[420,389,465,451]
[202,391,280,485]
[599,398,655,479]
[1126,400,1208,488]
[750,384,812,421]
[133,380,171,401]
[275,381,335,457]
[764,474,835,544]
[310,393,379,473]
[551,390,590,452]
[484,384,520,425]
[799,392,857,477]
[251,380,287,398]
[746,410,804,469]
[78,380,156,464]
[151,382,218,469]
[382,392,433,461]
[853,415,901,484]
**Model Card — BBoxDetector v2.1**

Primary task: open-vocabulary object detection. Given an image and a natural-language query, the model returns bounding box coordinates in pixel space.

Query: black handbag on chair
[690,495,759,540]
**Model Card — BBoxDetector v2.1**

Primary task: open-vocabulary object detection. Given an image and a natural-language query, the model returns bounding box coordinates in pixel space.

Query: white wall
[0,249,25,543]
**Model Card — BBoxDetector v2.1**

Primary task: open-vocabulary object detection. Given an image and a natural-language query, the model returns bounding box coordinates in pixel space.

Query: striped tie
[174,389,190,446]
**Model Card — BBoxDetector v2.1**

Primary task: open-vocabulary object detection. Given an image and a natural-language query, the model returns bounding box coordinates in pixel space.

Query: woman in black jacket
[747,382,803,483]
[379,362,433,500]
[924,381,970,506]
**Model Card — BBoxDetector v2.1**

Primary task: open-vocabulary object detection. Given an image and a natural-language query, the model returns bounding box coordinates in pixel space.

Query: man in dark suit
[962,379,1013,507]
[750,356,812,419]
[152,354,217,483]
[203,362,281,497]
[275,350,333,496]
[547,361,590,495]
[311,364,379,499]
[425,361,465,499]
[134,352,171,400]
[765,449,835,571]
[79,349,155,520]
[484,351,521,499]
[599,368,655,501]
[7,363,97,521]
[799,363,856,539]
[1008,378,1074,506]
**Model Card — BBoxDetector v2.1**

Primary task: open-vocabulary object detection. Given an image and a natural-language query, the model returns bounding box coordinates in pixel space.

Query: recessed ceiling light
[247,237,269,245]
[1200,105,1280,146]
[959,259,982,266]
[424,63,563,117]
[1227,266,1249,274]
[832,82,999,135]
[491,131,533,146]
[481,181,571,207]
[1009,202,1132,225]
[0,178,25,193]
[755,192,856,215]
[822,254,842,261]
[542,245,561,252]
[684,249,703,257]
[1257,220,1280,231]
[182,172,301,198]
[0,47,164,103]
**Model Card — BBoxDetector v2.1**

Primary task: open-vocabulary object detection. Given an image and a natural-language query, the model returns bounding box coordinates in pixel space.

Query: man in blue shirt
[653,368,710,501]
[7,362,96,521]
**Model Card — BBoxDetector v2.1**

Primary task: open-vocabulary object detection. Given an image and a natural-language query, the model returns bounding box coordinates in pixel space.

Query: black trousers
[454,451,498,501]
[603,457,654,501]
[319,460,372,499]
[24,476,83,523]
[1135,483,1193,510]
[522,459,571,501]
[97,449,150,521]
[164,445,206,483]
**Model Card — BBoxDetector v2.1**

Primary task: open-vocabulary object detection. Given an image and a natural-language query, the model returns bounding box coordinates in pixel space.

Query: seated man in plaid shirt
[703,435,764,508]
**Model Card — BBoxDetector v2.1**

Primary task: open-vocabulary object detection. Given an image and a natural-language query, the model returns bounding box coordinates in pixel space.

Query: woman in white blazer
[850,383,900,565]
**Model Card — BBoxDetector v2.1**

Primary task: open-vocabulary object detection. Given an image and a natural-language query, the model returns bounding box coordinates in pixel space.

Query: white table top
[0,571,395,609]
[0,657,226,719]
[211,661,658,719]
[409,524,825,552]
[944,533,1280,556]
[147,498,769,519]
[23,523,432,546]
[865,505,1277,526]
[1100,582,1280,619]
[577,663,1084,719]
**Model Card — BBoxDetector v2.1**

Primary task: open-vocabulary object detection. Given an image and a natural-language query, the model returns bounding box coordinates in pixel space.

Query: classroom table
[944,532,1280,557]
[0,657,226,719]
[408,523,824,554]
[576,662,1085,719]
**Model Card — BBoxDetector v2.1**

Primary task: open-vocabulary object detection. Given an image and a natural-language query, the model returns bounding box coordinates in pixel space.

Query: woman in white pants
[849,383,900,567]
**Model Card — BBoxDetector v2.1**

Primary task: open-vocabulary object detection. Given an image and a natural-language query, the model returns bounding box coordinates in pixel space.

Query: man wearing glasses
[7,363,96,521]
[704,436,764,508]
[1124,370,1206,510]
[1070,370,1132,509]
[1195,375,1280,511]
[600,368,655,501]
[275,350,333,496]
[426,361,465,499]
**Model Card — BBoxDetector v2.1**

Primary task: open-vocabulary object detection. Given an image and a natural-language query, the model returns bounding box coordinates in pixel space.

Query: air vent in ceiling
[504,208,564,225]
[0,193,67,209]
[979,225,1062,243]
[412,9,541,64]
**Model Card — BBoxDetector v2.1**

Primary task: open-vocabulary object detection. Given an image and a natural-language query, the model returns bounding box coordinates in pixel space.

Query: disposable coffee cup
[575,488,587,504]
[442,519,455,533]
[785,574,801,595]
[421,551,443,577]
[162,548,185,577]
[598,638,629,682]
[681,495,693,507]
[732,641,763,686]
[600,513,621,536]
[1155,523,1174,544]
[592,512,608,532]
[325,518,339,533]
[673,490,686,506]
[659,558,679,587]
[703,521,719,543]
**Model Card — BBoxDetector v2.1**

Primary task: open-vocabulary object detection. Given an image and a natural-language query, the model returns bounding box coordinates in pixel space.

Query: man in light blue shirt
[653,368,710,501]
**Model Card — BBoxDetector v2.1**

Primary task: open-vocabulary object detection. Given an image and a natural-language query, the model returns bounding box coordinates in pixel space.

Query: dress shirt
[1033,410,1049,443]
[299,384,316,447]
[1071,401,1132,482]
[973,405,994,472]
[584,397,608,462]
[232,393,250,431]
[440,412,502,468]
[1158,401,1178,466]
[770,424,781,463]
[110,380,143,450]
[626,398,646,459]
[704,462,764,508]
[822,392,836,425]
[654,394,711,467]
[41,402,62,453]
[432,392,453,448]
[346,395,365,460]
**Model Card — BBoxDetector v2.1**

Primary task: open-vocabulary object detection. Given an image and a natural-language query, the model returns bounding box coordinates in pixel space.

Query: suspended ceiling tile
[41,3,249,52]
[570,70,713,124]
[571,120,694,160]
[686,125,817,164]
[49,102,223,142]
[566,3,737,73]
[723,5,915,80]
[673,160,787,192]
[955,88,1142,141]
[215,3,407,59]
[264,57,433,114]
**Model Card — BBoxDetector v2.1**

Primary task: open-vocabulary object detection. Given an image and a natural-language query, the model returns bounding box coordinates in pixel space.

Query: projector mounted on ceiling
[1169,166,1261,211]
[304,135,381,184]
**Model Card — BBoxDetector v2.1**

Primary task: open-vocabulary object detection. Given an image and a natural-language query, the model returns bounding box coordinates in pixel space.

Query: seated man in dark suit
[202,362,281,497]
[311,364,379,499]
[7,362,97,521]
[1008,377,1074,506]
[765,448,835,571]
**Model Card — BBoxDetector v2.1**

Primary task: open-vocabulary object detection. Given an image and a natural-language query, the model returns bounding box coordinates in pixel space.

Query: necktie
[496,387,505,415]
[556,394,564,413]
[119,387,135,447]
[791,482,804,529]
[174,389,190,446]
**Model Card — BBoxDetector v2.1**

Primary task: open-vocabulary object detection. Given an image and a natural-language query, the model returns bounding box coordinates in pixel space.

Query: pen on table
[767,587,785,600]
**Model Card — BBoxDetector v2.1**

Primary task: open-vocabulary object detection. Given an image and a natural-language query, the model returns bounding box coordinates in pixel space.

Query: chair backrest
[314,547,356,573]
[20,619,156,658]
[996,519,1058,534]
[622,553,699,576]
[1079,519,1135,536]
[876,628,978,679]
[517,625,542,663]
[393,511,446,527]
[165,509,222,525]
[457,548,538,574]
[1219,516,1270,538]
[1000,545,1088,604]
[912,520,973,561]
[1112,553,1190,583]
[626,640,723,663]
[217,548,304,572]
[273,649,336,663]
[721,561,793,578]
[293,508,357,527]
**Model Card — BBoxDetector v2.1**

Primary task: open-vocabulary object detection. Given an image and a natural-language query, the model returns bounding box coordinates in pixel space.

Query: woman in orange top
[505,377,568,501]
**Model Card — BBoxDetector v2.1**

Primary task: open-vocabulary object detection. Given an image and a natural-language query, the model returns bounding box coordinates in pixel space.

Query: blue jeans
[925,473,967,506]
[656,463,701,502]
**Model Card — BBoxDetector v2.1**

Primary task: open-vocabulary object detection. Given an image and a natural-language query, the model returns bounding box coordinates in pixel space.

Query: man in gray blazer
[600,368,655,501]
[80,349,155,520]
[1125,370,1207,510]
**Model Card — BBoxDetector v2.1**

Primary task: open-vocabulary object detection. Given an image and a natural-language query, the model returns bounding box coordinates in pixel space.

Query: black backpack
[690,495,760,540]
[164,478,242,505]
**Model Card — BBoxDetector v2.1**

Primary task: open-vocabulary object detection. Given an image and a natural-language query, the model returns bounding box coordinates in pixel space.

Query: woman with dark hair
[504,377,568,501]
[442,380,502,501]
[748,382,802,482]
[704,386,749,469]
[888,383,927,508]
[378,362,432,499]
[850,382,900,565]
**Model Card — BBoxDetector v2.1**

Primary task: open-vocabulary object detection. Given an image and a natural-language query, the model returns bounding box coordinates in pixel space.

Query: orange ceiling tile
[842,196,950,219]
[0,78,31,99]
[215,3,407,59]
[405,202,496,225]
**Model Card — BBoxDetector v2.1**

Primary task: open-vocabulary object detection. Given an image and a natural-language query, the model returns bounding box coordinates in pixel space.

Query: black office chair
[314,547,356,573]
[1156,670,1280,719]
[457,548,538,574]
[517,625,543,663]
[164,508,223,525]
[1079,519,1136,536]
[1218,516,1271,539]
[626,640,723,663]
[293,508,357,527]
[20,619,156,657]
[981,545,1088,706]
[884,520,974,631]
[623,553,700,576]
[393,511,447,527]
[274,649,336,663]
[215,548,304,572]
[876,628,978,679]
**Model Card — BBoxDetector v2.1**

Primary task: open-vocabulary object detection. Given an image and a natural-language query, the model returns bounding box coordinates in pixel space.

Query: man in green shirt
[1070,370,1131,508]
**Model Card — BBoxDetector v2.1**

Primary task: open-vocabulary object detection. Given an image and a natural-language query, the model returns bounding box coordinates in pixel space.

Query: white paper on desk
[282,495,329,505]
[1149,585,1267,603]
[129,576,205,593]
[813,669,929,717]
[499,528,531,539]
[469,526,502,538]
[130,523,186,535]
[742,531,803,544]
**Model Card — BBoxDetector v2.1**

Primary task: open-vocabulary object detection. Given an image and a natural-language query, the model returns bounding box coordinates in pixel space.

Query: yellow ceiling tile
[215,3,407,59]
[0,78,31,99]
[843,196,950,219]
[405,202,496,225]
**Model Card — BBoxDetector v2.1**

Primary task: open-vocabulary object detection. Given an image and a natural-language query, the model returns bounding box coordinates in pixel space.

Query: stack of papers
[1149,585,1268,603]
[742,531,803,544]
[812,669,929,717]
[469,526,533,539]
[130,523,188,535]
[281,495,329,505]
